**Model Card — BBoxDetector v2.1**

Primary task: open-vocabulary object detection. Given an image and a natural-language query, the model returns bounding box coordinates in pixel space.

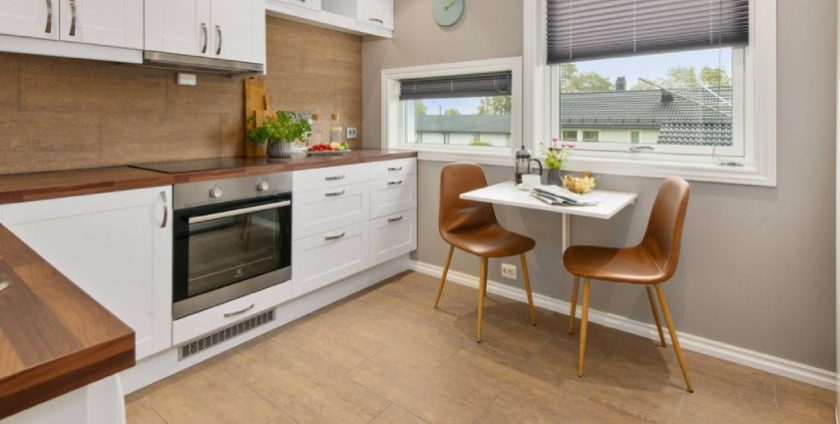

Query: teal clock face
[433,0,465,27]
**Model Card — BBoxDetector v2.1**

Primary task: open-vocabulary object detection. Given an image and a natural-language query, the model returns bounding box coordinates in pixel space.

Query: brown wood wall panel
[0,16,362,175]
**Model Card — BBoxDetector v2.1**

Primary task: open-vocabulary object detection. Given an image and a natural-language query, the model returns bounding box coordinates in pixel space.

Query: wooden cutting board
[244,77,272,158]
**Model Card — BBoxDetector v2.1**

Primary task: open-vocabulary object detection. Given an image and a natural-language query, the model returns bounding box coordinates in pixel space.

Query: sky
[417,48,732,115]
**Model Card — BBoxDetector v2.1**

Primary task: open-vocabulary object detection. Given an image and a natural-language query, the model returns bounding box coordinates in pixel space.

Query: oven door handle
[188,200,290,224]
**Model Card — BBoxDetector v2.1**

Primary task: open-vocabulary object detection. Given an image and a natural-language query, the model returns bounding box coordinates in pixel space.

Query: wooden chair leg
[434,245,455,308]
[655,285,694,393]
[577,278,591,377]
[646,286,667,347]
[568,275,580,335]
[476,257,488,343]
[520,254,537,325]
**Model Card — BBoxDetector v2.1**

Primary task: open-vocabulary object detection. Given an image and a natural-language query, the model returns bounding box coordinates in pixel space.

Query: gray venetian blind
[547,0,750,64]
[399,72,512,100]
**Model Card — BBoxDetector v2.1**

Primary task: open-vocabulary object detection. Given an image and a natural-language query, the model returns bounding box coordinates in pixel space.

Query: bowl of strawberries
[306,142,350,156]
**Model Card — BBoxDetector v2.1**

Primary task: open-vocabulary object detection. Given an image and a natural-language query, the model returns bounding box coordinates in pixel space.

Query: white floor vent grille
[178,309,275,360]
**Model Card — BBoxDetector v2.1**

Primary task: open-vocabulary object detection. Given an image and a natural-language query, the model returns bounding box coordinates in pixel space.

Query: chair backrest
[640,176,691,281]
[439,163,498,236]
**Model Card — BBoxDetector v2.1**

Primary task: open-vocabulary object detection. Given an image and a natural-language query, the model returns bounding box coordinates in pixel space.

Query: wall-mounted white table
[460,181,638,251]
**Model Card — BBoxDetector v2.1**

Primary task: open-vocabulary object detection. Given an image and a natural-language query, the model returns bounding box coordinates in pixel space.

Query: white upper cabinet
[356,0,392,30]
[145,0,210,57]
[59,0,143,48]
[0,0,141,48]
[145,0,265,64]
[0,0,59,40]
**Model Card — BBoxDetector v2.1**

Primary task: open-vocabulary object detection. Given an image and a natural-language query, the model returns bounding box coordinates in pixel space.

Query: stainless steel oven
[172,172,292,319]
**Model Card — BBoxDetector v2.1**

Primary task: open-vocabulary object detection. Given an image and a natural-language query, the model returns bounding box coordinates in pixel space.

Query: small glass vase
[545,168,563,186]
[266,140,293,159]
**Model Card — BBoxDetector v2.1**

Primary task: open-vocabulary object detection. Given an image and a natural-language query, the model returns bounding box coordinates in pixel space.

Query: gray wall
[362,0,837,371]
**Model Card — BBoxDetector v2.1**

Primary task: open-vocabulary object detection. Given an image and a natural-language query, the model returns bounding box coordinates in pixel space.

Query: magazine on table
[530,185,600,206]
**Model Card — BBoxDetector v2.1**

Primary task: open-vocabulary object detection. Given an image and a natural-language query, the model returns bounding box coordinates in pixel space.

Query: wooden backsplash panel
[0,15,362,175]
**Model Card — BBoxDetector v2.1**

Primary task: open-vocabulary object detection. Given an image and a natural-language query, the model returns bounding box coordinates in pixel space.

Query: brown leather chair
[564,176,694,393]
[434,163,537,342]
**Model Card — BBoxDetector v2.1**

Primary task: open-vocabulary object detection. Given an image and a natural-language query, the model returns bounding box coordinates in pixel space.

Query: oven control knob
[256,180,269,192]
[209,186,223,199]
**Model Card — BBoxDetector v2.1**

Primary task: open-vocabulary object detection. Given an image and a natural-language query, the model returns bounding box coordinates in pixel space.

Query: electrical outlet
[501,263,517,280]
[346,127,357,139]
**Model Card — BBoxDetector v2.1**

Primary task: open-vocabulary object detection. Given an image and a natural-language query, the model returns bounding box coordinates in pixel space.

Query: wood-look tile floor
[125,272,835,424]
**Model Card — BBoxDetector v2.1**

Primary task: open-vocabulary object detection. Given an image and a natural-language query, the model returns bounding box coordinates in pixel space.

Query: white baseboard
[122,256,410,394]
[410,260,838,391]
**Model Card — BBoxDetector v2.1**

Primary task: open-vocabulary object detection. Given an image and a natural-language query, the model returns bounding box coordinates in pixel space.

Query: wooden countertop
[0,150,418,204]
[0,225,135,419]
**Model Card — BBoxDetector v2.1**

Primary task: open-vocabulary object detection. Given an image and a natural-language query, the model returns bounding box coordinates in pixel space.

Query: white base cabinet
[370,208,416,266]
[0,187,173,361]
[292,221,369,297]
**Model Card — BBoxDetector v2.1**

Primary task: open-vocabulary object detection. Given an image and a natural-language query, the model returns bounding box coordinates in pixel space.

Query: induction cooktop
[131,157,277,174]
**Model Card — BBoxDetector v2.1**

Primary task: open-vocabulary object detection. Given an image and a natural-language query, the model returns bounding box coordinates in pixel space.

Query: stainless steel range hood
[142,51,263,76]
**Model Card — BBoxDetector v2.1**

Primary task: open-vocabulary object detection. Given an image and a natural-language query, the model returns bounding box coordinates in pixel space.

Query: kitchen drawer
[172,281,292,345]
[370,209,417,266]
[369,158,416,180]
[293,181,369,239]
[370,173,417,219]
[292,222,369,297]
[293,163,369,193]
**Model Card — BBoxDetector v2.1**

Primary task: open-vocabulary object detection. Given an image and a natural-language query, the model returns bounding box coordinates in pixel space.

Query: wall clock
[433,0,465,27]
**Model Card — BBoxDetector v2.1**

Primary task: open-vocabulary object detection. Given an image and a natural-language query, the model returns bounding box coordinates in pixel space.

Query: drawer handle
[369,17,384,24]
[325,175,345,181]
[68,0,77,36]
[223,303,255,318]
[324,232,345,241]
[387,216,404,223]
[387,180,403,186]
[44,0,52,33]
[0,280,10,294]
[325,190,345,197]
[387,166,402,172]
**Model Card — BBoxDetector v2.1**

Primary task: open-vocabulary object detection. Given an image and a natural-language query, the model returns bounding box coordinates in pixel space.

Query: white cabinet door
[0,0,58,39]
[0,187,173,361]
[269,0,322,12]
[145,0,210,57]
[209,0,264,63]
[293,181,370,239]
[370,173,417,219]
[292,222,369,297]
[59,0,142,48]
[357,0,392,30]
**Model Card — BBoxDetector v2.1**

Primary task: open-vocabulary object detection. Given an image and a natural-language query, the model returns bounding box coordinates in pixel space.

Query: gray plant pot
[266,140,294,159]
[545,168,563,186]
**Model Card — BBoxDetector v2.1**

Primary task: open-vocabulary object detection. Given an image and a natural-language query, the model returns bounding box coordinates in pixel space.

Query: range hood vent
[142,51,263,76]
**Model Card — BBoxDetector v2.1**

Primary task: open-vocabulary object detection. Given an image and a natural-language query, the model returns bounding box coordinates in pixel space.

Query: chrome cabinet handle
[387,215,403,223]
[387,180,403,186]
[159,191,168,229]
[324,175,345,181]
[324,232,345,241]
[188,200,290,224]
[200,23,208,54]
[68,0,77,36]
[325,190,345,197]
[630,145,654,152]
[215,25,222,55]
[369,17,384,24]
[44,0,52,33]
[387,166,402,172]
[223,303,255,318]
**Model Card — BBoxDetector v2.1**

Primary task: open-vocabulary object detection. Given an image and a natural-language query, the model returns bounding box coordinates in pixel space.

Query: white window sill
[409,148,776,187]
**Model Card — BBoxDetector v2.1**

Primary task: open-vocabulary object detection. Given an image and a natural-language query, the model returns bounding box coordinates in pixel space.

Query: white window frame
[381,57,523,167]
[523,0,777,186]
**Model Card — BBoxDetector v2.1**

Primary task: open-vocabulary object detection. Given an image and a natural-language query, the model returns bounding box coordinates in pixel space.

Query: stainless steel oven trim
[173,266,291,320]
[188,200,290,224]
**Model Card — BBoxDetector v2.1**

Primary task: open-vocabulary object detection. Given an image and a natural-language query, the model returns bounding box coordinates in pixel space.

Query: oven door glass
[173,194,291,317]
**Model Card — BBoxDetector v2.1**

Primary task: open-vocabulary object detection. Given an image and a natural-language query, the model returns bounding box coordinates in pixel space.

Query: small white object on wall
[176,73,197,86]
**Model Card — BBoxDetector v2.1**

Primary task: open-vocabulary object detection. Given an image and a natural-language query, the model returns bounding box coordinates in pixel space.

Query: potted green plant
[543,137,573,185]
[247,111,312,159]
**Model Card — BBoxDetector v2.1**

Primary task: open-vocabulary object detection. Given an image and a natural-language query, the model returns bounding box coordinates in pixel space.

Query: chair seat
[563,245,666,284]
[443,224,535,258]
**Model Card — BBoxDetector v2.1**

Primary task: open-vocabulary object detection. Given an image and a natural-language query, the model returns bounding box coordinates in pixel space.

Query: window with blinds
[400,72,513,148]
[546,0,749,157]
